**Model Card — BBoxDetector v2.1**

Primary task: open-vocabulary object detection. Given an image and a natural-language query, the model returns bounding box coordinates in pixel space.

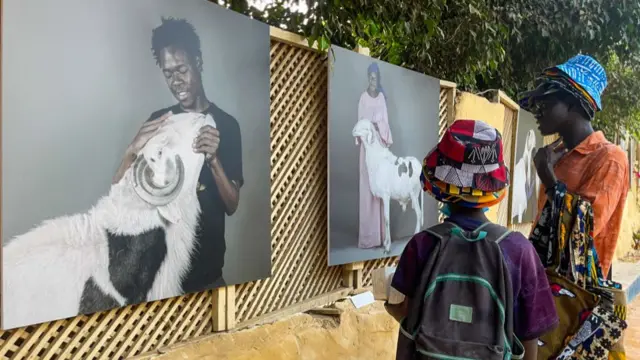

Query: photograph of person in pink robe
[327,45,439,266]
[357,62,393,249]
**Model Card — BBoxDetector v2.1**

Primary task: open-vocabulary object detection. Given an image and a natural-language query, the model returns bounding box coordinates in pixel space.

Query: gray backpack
[395,221,525,360]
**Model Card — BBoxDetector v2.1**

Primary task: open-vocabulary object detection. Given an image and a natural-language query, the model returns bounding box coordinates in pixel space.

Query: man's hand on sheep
[113,111,173,184]
[193,125,220,166]
[127,111,173,156]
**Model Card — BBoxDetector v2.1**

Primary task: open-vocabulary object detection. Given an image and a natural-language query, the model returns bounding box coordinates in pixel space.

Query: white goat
[2,112,214,330]
[352,119,423,253]
[511,129,538,223]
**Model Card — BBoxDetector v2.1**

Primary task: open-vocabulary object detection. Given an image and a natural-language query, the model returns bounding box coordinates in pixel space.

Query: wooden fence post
[437,81,457,223]
[212,285,236,332]
[355,46,370,57]
[439,80,457,130]
[342,261,365,289]
[496,90,520,228]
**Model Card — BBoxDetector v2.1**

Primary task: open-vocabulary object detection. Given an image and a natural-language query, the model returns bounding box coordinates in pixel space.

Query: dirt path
[625,297,640,358]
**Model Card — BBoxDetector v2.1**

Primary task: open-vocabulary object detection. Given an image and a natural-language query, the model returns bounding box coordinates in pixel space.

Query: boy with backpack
[385,120,559,360]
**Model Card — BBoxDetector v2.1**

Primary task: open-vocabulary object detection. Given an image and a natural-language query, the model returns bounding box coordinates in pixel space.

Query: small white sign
[349,291,375,309]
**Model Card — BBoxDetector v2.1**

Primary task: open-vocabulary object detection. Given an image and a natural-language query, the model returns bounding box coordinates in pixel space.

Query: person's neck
[559,119,594,150]
[367,89,379,98]
[450,207,489,223]
[181,92,210,113]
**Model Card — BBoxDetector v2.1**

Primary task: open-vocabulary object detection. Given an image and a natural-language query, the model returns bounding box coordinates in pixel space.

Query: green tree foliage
[595,52,640,140]
[213,0,640,139]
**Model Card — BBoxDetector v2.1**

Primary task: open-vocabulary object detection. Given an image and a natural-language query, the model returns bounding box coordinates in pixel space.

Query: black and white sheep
[2,112,214,330]
[352,118,424,253]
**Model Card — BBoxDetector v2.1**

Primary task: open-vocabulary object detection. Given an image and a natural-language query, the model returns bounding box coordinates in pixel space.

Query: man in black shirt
[112,17,243,295]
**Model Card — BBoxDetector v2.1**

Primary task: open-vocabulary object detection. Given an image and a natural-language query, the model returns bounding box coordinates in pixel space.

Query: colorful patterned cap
[421,119,509,193]
[549,54,607,110]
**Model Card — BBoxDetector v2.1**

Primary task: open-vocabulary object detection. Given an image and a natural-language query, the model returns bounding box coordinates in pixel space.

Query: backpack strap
[479,223,512,244]
[426,221,511,243]
[424,221,458,240]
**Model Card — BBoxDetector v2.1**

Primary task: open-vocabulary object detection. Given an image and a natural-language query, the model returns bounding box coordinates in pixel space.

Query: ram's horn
[132,154,185,206]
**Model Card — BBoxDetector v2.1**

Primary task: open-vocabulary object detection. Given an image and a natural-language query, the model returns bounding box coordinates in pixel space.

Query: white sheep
[352,119,424,253]
[2,112,214,330]
[511,129,539,223]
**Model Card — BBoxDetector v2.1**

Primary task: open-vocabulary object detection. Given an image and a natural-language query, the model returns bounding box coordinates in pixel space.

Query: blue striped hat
[552,54,607,110]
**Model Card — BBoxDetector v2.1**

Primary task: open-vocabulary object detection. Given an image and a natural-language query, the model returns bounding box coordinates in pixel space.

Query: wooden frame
[496,91,520,228]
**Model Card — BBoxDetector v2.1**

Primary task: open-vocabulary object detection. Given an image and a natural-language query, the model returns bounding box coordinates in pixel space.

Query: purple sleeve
[391,233,435,298]
[514,239,559,340]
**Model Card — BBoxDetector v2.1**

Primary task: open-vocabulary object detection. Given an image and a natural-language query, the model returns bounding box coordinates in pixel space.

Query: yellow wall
[615,188,640,261]
[453,92,507,223]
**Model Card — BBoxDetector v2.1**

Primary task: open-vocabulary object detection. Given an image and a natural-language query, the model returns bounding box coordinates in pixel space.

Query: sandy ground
[625,298,640,358]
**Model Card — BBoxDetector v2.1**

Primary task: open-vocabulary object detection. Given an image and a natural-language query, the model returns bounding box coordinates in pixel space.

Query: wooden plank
[439,80,457,89]
[235,288,351,330]
[354,267,364,289]
[225,286,236,329]
[269,26,320,52]
[307,307,343,317]
[497,90,519,111]
[0,0,4,332]
[212,287,227,332]
[343,261,364,289]
[356,46,370,56]
[502,106,519,228]
[344,261,364,271]
[342,267,355,288]
[446,86,457,126]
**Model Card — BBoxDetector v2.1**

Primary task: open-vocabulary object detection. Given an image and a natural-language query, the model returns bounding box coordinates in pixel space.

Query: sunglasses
[529,95,558,118]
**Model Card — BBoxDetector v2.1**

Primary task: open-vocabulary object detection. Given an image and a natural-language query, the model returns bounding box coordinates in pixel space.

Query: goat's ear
[158,204,181,224]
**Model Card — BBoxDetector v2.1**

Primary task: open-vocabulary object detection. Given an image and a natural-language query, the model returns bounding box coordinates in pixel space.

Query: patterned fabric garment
[421,119,509,193]
[532,77,596,120]
[529,182,627,359]
[537,270,599,360]
[421,172,507,208]
[534,131,628,279]
[542,71,597,107]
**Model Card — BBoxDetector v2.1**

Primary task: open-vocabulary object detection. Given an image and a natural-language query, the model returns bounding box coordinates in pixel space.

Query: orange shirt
[535,131,629,278]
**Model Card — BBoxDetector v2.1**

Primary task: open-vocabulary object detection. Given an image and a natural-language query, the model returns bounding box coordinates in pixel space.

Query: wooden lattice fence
[0,28,457,359]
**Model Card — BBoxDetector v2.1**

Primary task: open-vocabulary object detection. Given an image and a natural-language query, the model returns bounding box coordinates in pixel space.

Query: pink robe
[357,91,393,249]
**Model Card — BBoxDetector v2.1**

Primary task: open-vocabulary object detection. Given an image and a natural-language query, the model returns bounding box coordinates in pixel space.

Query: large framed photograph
[1,0,271,329]
[510,110,544,224]
[328,46,440,266]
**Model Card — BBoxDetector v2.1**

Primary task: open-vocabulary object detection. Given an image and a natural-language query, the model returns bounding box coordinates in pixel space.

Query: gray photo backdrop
[2,0,270,328]
[328,46,440,266]
[511,110,544,224]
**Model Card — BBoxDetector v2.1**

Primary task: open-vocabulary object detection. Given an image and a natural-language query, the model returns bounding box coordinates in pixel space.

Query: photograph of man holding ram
[112,18,242,295]
[1,0,270,330]
[327,45,440,266]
